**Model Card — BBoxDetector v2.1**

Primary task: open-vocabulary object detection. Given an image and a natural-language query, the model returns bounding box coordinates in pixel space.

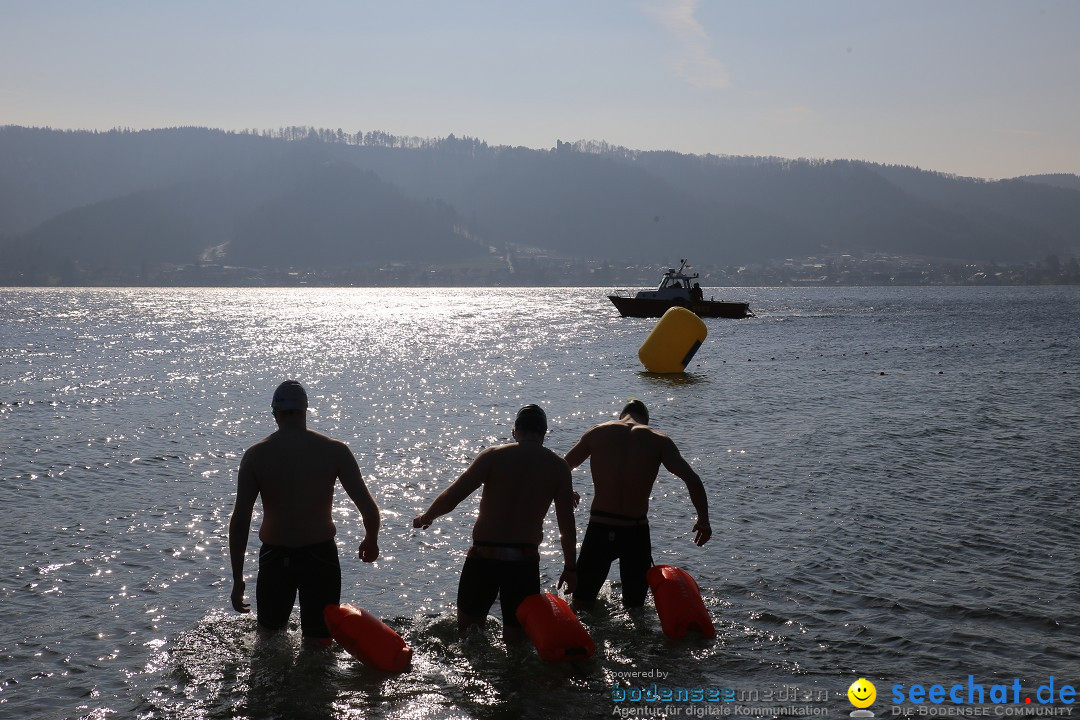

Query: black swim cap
[272,380,308,411]
[621,399,649,424]
[514,404,548,433]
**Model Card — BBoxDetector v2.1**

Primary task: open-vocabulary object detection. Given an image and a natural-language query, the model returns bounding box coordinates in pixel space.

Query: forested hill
[1,126,1078,282]
[1018,174,1080,192]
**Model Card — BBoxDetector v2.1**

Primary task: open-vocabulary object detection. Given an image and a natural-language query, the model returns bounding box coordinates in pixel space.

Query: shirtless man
[229,380,381,645]
[565,399,710,610]
[413,404,577,639]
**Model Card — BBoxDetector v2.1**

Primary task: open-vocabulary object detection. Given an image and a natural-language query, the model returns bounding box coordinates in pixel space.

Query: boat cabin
[641,260,703,301]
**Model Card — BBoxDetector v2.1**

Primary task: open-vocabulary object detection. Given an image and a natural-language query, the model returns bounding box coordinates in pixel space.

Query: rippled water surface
[2,286,1078,719]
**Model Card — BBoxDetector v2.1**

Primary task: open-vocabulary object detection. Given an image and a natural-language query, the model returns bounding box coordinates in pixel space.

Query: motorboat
[607,259,752,319]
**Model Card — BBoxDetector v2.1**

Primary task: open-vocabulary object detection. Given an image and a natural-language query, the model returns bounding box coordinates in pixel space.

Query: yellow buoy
[638,306,707,373]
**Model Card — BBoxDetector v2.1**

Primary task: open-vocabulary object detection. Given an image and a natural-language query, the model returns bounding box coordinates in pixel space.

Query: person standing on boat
[413,404,577,639]
[228,380,382,646]
[565,399,711,611]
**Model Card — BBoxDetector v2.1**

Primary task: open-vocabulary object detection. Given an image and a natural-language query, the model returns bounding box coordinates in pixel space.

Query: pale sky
[2,0,1078,180]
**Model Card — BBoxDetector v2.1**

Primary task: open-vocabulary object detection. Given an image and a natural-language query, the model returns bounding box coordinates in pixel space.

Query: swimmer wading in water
[565,399,711,611]
[228,380,381,646]
[413,404,577,640]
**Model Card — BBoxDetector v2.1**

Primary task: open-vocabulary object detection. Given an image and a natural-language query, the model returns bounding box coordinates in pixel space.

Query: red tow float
[324,603,413,673]
[515,592,595,662]
[647,565,715,640]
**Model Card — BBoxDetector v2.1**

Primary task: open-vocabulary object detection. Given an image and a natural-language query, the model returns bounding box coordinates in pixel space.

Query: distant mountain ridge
[1,125,1077,282]
[1017,174,1080,192]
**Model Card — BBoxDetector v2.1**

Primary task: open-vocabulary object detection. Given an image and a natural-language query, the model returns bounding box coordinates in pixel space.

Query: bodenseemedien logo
[848,678,878,717]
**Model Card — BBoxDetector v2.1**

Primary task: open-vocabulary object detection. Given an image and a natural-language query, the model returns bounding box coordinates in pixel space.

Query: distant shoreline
[3,254,1078,288]
[4,280,1078,289]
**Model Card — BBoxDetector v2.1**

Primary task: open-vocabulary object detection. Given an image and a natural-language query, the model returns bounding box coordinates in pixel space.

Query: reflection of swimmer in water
[228,380,382,647]
[413,405,577,640]
[564,399,711,611]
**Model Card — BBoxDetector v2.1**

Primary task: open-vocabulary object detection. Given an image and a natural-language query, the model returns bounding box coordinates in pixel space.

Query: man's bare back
[565,418,686,522]
[468,441,574,545]
[565,400,710,543]
[240,428,360,547]
[413,435,575,550]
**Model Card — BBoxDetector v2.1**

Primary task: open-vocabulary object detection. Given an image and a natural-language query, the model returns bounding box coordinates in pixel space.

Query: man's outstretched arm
[228,454,259,612]
[553,465,578,593]
[660,437,711,546]
[564,431,593,470]
[413,450,488,528]
[338,444,381,562]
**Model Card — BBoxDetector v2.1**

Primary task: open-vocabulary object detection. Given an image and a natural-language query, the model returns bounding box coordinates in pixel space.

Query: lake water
[1,286,1078,719]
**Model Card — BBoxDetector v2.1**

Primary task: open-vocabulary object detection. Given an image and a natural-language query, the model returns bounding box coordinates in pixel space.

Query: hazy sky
[3,0,1078,179]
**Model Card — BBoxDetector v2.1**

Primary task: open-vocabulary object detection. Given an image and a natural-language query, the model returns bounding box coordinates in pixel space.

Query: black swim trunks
[457,542,540,629]
[573,520,653,608]
[256,539,341,638]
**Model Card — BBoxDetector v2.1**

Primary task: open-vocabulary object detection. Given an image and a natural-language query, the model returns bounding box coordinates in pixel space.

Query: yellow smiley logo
[848,678,877,709]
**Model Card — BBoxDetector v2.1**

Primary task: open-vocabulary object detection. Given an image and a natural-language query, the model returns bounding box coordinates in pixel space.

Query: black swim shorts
[256,539,341,638]
[456,544,540,629]
[573,521,653,608]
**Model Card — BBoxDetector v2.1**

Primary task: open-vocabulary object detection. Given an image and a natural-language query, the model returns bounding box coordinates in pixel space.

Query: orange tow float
[647,565,715,640]
[324,603,413,673]
[515,593,595,662]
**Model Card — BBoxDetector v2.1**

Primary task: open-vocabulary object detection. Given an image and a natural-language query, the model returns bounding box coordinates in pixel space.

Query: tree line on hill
[0,125,1077,285]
